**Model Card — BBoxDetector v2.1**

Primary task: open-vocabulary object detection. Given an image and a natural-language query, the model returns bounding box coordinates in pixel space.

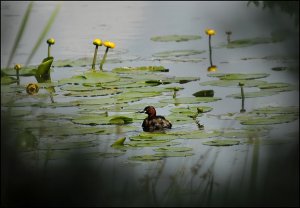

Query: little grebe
[141,106,172,132]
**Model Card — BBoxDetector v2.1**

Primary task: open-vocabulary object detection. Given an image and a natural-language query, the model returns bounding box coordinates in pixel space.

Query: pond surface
[1,1,299,207]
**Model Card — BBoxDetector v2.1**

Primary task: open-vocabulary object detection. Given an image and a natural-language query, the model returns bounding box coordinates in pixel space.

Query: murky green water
[1,1,299,206]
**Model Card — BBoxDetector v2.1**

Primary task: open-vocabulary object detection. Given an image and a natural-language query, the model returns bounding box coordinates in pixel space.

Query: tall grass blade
[6,1,34,68]
[25,3,61,66]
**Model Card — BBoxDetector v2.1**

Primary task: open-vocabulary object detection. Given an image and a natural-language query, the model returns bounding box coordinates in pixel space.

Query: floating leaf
[161,97,221,104]
[202,139,240,146]
[252,106,299,115]
[111,137,126,147]
[227,90,278,98]
[128,141,180,147]
[58,71,119,85]
[153,50,205,58]
[128,155,162,161]
[1,67,37,76]
[112,66,169,73]
[151,35,201,42]
[154,147,193,152]
[154,152,194,157]
[208,73,269,80]
[236,114,298,125]
[1,76,17,85]
[64,89,121,97]
[224,37,274,48]
[200,79,267,87]
[193,90,214,97]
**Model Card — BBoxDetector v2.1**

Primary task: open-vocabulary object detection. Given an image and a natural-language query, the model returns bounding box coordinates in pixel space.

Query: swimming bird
[140,106,172,132]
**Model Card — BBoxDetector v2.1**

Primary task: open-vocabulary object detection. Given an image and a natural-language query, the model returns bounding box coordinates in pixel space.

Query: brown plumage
[141,106,172,132]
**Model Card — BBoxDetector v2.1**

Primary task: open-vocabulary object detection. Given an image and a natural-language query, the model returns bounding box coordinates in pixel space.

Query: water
[1,1,299,206]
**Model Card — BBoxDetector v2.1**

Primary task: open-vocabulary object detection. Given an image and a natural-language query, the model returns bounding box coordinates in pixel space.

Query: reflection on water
[1,1,299,207]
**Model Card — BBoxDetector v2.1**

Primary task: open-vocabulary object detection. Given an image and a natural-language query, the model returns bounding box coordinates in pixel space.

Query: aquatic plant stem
[48,45,51,57]
[16,70,20,85]
[239,82,246,112]
[100,47,109,71]
[209,35,213,66]
[91,45,99,70]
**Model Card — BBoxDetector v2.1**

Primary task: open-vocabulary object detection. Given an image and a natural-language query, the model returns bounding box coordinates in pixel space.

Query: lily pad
[154,152,194,157]
[227,90,278,98]
[151,35,201,42]
[1,67,37,76]
[112,66,169,73]
[207,73,269,80]
[200,79,267,87]
[72,115,133,125]
[160,97,221,104]
[225,37,274,48]
[202,139,240,146]
[236,114,299,125]
[60,85,104,91]
[271,67,288,71]
[64,88,121,97]
[1,76,17,85]
[154,147,193,152]
[153,50,205,58]
[193,90,214,97]
[111,137,126,147]
[252,106,299,115]
[58,71,119,85]
[128,155,162,161]
[128,141,181,147]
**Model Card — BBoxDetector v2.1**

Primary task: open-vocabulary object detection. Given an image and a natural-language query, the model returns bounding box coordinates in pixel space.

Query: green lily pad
[271,67,288,71]
[227,90,278,98]
[236,114,298,125]
[35,57,53,81]
[111,137,126,147]
[64,88,121,97]
[151,35,201,42]
[1,67,37,76]
[1,76,17,85]
[225,37,274,48]
[154,147,193,152]
[128,155,162,161]
[202,139,240,146]
[72,115,133,125]
[193,90,214,97]
[116,91,162,101]
[161,97,221,104]
[252,106,299,115]
[154,152,194,157]
[39,141,98,150]
[208,73,269,80]
[112,66,169,73]
[153,50,205,58]
[178,131,221,139]
[200,79,267,87]
[128,141,181,147]
[58,71,119,85]
[60,85,104,91]
[80,151,125,159]
[257,82,296,92]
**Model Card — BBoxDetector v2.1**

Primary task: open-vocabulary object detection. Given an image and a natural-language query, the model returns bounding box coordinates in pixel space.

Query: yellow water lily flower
[205,29,216,36]
[14,64,22,70]
[207,65,217,72]
[26,83,39,95]
[47,38,55,45]
[103,41,115,49]
[93,39,102,46]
